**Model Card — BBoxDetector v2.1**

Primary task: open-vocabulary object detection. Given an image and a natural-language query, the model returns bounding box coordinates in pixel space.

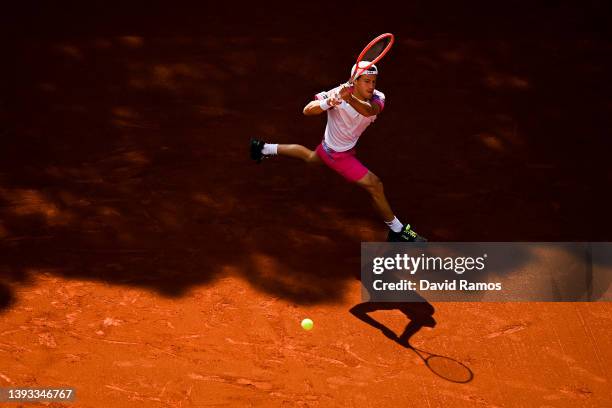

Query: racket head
[349,33,395,84]
[424,355,474,383]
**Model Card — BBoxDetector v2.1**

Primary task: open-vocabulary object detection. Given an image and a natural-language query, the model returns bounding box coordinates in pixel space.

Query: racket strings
[362,37,392,63]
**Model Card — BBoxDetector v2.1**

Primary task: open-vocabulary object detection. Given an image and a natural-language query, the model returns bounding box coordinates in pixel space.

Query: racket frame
[348,33,395,85]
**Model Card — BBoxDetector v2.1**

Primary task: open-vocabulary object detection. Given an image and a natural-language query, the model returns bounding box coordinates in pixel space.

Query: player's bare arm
[303,95,342,116]
[302,100,324,115]
[346,93,380,117]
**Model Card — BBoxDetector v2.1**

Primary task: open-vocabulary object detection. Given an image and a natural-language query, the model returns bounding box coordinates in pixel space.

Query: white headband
[351,61,378,78]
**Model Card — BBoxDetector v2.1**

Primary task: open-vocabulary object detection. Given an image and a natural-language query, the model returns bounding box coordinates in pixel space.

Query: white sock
[262,143,278,155]
[385,216,403,233]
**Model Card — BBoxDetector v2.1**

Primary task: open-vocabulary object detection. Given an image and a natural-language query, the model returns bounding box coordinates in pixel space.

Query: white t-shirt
[314,85,386,152]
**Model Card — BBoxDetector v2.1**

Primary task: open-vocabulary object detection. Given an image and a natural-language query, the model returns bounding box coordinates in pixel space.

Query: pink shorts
[315,141,369,182]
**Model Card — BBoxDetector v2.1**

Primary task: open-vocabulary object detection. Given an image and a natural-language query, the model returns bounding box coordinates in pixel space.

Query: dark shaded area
[1,2,612,308]
[0,283,14,310]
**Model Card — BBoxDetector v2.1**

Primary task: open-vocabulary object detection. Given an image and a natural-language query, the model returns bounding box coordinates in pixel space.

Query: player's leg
[312,146,425,241]
[355,171,394,221]
[277,144,321,164]
[250,139,321,164]
[356,171,426,242]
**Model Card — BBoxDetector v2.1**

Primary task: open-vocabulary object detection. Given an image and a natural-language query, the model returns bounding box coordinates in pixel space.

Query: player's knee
[372,175,384,190]
[373,180,384,196]
[363,175,384,195]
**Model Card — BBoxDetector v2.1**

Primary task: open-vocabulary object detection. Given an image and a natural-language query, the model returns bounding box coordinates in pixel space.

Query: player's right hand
[328,92,343,106]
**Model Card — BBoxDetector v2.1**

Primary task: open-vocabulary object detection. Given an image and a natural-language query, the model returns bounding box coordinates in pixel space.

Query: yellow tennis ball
[301,318,314,331]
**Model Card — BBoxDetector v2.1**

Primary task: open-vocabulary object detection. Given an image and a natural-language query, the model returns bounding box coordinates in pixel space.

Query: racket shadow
[349,300,474,384]
[410,345,474,383]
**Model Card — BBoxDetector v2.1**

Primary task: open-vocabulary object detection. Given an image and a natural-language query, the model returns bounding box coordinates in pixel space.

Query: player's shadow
[349,299,436,345]
[350,299,475,383]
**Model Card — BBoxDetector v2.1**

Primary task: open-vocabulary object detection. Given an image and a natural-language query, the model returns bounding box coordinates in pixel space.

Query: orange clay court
[1,3,611,407]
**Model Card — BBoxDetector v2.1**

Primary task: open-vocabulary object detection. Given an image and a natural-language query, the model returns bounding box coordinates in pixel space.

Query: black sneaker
[250,138,266,163]
[387,224,427,242]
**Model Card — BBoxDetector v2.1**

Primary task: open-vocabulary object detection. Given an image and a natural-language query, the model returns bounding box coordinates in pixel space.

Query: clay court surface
[1,3,611,406]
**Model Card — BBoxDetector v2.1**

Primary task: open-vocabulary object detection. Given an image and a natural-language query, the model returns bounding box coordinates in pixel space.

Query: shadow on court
[350,300,437,343]
[350,299,474,383]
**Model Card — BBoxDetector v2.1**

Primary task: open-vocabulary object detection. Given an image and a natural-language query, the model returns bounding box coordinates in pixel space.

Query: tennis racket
[348,33,395,85]
[410,346,474,383]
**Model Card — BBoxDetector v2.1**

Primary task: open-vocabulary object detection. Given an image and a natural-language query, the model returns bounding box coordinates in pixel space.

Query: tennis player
[250,62,426,242]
